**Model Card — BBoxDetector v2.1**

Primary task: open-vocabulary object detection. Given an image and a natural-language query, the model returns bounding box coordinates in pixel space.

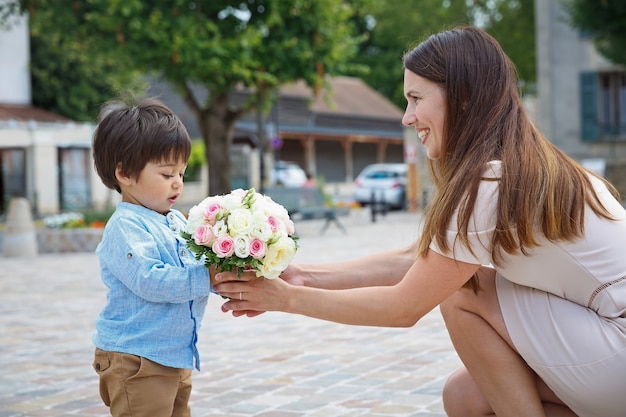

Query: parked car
[353,163,407,209]
[272,161,307,187]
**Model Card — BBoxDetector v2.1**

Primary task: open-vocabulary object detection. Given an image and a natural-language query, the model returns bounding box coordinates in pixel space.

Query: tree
[1,0,363,195]
[475,0,536,93]
[347,0,536,109]
[564,0,626,66]
[28,5,144,121]
[0,2,142,121]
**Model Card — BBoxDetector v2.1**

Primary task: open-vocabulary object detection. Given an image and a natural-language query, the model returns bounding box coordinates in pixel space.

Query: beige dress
[430,161,626,417]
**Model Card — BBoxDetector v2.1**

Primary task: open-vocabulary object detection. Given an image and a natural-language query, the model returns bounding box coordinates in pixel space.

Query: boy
[91,96,211,417]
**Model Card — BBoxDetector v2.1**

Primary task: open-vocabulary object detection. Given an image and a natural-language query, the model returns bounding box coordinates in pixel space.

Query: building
[150,75,407,192]
[0,15,107,217]
[535,0,626,194]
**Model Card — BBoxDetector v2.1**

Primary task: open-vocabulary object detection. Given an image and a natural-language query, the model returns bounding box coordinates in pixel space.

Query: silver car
[272,161,307,187]
[353,163,407,209]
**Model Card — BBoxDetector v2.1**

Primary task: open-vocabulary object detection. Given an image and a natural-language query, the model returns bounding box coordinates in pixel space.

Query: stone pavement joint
[0,210,461,417]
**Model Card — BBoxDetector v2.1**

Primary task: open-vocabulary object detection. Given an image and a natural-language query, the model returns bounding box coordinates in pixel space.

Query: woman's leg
[439,267,576,417]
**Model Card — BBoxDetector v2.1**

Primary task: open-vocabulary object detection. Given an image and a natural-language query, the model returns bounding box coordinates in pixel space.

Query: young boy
[91,96,212,417]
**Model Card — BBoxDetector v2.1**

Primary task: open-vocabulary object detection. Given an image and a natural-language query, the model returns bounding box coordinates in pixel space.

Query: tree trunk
[198,92,238,196]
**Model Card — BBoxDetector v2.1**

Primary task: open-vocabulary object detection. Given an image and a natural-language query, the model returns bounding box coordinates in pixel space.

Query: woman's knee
[443,368,492,417]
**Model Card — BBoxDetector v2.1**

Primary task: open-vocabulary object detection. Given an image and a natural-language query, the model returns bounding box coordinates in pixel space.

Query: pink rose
[267,215,279,232]
[284,219,295,235]
[193,224,215,246]
[212,235,234,258]
[249,238,267,259]
[203,203,222,223]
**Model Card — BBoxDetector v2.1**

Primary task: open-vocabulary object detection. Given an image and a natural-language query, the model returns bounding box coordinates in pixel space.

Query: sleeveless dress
[430,161,626,417]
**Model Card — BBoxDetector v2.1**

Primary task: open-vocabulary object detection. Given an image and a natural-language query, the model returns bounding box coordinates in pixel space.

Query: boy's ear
[115,163,133,185]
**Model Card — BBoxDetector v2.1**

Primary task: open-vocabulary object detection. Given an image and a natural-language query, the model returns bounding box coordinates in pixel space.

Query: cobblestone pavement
[0,210,461,417]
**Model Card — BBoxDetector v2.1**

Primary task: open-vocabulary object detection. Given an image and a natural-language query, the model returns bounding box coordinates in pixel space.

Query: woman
[214,26,626,417]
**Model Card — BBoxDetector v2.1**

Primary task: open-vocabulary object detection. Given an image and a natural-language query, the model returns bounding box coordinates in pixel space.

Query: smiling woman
[215,26,626,417]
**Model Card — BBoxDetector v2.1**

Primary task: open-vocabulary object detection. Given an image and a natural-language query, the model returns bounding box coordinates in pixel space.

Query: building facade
[535,0,626,194]
[0,15,109,216]
[150,75,407,193]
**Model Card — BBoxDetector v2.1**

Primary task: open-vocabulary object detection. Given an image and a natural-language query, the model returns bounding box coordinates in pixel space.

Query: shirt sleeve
[429,163,500,265]
[99,216,211,303]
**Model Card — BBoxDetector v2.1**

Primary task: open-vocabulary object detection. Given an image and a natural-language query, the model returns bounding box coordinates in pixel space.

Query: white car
[353,163,407,209]
[272,161,307,187]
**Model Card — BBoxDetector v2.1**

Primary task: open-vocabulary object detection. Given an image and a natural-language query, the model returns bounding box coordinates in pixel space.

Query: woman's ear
[115,163,133,186]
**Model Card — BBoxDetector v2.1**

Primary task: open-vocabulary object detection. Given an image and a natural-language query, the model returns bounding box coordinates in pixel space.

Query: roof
[280,76,403,120]
[0,104,70,123]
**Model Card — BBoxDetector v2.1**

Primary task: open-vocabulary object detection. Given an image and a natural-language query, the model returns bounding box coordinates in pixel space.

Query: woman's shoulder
[482,160,501,179]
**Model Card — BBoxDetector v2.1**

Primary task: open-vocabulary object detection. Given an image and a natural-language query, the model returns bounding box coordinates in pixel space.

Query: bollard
[2,197,38,257]
[370,190,388,223]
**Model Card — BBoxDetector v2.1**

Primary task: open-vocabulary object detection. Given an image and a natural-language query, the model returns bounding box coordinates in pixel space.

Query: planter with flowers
[37,211,110,253]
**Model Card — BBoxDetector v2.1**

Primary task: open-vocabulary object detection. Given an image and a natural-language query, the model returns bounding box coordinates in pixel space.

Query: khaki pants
[93,348,192,417]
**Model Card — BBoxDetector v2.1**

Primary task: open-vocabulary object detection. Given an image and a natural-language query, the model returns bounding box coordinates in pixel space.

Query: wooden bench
[264,186,347,234]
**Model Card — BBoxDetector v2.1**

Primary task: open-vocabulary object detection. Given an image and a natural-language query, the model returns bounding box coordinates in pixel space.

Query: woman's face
[401,69,446,160]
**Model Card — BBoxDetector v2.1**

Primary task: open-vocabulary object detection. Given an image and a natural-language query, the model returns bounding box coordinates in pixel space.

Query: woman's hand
[213,270,294,315]
[213,264,304,317]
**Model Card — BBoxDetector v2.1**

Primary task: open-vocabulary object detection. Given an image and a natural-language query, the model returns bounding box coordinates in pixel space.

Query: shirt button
[127,252,133,259]
[167,213,175,221]
[181,249,187,256]
[170,225,178,232]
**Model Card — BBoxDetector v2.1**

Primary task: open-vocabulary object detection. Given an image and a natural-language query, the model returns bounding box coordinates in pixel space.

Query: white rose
[185,199,209,233]
[227,208,253,236]
[234,234,250,258]
[257,234,297,279]
[212,219,228,237]
[250,211,273,241]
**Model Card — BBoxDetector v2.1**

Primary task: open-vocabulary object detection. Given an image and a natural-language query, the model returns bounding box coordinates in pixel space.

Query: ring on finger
[239,291,243,300]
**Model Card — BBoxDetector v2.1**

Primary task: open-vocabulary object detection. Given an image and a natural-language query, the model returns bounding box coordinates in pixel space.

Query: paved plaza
[0,210,461,417]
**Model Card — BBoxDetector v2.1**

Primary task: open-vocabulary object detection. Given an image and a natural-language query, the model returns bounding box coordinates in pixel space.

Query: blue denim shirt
[93,202,211,371]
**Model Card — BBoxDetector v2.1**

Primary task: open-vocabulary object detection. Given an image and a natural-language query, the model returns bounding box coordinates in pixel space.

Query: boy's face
[117,159,187,215]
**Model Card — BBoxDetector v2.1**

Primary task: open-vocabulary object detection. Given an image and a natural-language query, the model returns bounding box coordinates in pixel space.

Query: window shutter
[580,72,598,142]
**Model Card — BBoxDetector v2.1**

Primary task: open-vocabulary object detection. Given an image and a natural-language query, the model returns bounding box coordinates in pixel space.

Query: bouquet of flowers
[181,188,298,279]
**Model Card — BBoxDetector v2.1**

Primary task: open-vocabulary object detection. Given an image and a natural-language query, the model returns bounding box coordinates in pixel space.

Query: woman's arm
[285,239,419,290]
[215,249,479,327]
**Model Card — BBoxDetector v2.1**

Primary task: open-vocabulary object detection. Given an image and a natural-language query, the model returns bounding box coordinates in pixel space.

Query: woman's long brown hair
[405,26,619,290]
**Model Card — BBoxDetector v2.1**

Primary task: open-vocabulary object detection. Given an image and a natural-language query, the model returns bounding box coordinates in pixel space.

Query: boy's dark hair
[92,95,191,193]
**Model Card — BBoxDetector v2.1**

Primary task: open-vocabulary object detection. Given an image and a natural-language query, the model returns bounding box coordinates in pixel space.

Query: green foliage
[346,0,536,108]
[0,0,365,194]
[185,140,206,182]
[182,230,261,273]
[564,0,626,66]
[345,0,471,108]
[0,0,145,121]
[478,0,536,93]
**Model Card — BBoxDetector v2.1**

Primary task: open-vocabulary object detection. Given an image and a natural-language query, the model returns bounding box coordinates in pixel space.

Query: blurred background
[0,0,623,231]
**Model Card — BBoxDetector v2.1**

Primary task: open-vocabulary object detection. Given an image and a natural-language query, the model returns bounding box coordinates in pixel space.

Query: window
[58,147,91,210]
[599,72,626,136]
[0,148,27,215]
[581,71,626,141]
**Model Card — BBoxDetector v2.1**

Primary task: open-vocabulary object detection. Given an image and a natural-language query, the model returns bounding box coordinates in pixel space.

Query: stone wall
[36,228,103,254]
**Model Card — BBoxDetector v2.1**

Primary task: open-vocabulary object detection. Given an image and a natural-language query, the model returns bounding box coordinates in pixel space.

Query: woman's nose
[402,109,416,126]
